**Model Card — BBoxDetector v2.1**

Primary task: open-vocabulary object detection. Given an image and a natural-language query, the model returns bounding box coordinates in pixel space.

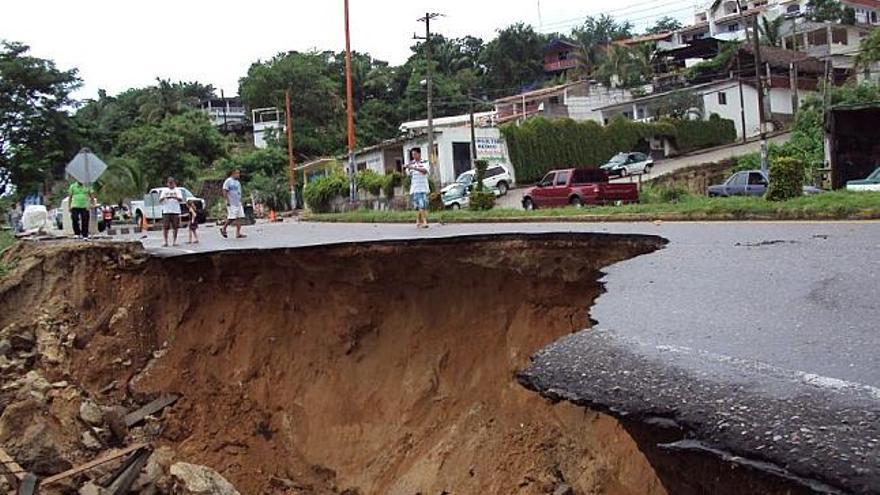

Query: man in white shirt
[159,177,183,247]
[404,147,430,229]
[220,169,246,239]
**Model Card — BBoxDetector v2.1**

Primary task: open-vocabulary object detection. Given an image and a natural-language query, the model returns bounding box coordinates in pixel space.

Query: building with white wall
[252,108,284,149]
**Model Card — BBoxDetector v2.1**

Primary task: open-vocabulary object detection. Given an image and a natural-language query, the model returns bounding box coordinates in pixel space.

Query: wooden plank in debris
[124,394,179,427]
[39,443,148,487]
[0,447,25,489]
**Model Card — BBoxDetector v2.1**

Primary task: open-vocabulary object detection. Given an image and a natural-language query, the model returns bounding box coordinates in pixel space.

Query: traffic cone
[140,214,149,232]
[269,209,276,222]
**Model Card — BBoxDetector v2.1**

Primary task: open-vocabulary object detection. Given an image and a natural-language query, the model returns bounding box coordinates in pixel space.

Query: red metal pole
[344,0,356,201]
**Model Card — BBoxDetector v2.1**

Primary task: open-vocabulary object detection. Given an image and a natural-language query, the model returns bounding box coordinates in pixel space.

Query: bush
[767,156,805,201]
[473,159,489,192]
[658,185,690,204]
[666,114,736,153]
[355,170,386,197]
[383,172,402,200]
[303,174,349,212]
[469,190,496,210]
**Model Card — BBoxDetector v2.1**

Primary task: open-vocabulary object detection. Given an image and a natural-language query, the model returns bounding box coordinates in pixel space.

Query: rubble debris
[170,462,241,495]
[0,446,26,489]
[104,447,152,495]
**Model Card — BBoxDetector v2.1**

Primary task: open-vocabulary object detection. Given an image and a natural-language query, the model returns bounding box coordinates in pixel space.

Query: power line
[540,0,697,32]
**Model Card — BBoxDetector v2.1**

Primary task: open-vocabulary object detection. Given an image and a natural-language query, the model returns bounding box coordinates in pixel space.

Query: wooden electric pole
[752,16,769,173]
[285,89,296,209]
[416,13,442,184]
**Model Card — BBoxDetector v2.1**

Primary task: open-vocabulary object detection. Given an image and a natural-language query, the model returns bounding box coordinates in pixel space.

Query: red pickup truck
[522,168,639,209]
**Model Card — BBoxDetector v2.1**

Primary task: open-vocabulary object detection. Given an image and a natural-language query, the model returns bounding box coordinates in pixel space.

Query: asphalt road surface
[128,220,878,493]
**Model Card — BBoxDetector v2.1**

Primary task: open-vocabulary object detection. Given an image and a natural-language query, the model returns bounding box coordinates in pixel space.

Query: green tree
[240,50,345,157]
[759,16,785,47]
[114,110,226,186]
[572,15,634,77]
[855,28,880,73]
[480,23,547,93]
[806,0,844,22]
[646,16,683,34]
[0,41,81,194]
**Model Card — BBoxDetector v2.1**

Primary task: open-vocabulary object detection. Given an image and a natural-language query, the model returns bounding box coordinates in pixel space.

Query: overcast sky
[1,0,698,100]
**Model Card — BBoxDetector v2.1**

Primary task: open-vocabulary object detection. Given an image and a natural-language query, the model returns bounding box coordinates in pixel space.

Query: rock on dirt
[170,462,241,495]
[79,400,104,426]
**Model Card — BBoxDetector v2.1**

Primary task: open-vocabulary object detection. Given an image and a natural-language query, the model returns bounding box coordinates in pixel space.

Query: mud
[0,234,816,494]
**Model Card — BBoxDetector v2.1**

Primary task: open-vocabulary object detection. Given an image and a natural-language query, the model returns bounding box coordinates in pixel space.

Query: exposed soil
[0,234,672,494]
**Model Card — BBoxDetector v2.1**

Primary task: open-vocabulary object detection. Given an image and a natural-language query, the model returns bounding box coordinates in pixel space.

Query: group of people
[158,169,246,247]
[64,168,247,246]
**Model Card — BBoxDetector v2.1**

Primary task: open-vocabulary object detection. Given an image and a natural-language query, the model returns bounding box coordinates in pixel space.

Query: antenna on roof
[538,1,544,30]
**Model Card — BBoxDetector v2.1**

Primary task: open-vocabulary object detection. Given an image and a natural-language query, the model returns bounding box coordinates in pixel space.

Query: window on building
[808,29,828,46]
[728,23,740,32]
[559,50,569,61]
[718,92,728,105]
[832,28,848,45]
[357,162,367,171]
[786,4,800,13]
[549,95,561,104]
[872,11,878,23]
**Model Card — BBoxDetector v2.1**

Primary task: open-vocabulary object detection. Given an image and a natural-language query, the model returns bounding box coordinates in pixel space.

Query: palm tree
[759,16,785,47]
[596,45,638,88]
[97,158,148,205]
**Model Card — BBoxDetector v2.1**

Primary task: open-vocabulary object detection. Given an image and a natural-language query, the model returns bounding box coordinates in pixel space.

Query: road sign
[65,148,108,184]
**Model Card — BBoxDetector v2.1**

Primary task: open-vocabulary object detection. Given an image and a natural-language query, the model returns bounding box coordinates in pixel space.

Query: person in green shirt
[68,180,94,238]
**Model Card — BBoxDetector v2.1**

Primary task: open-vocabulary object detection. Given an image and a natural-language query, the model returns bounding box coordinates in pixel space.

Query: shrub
[473,159,489,192]
[355,170,386,197]
[767,156,805,201]
[469,190,496,211]
[428,192,444,211]
[303,174,349,212]
[658,185,690,204]
[383,172,402,200]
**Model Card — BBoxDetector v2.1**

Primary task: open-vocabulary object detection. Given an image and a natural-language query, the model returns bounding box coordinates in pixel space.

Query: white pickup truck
[131,187,206,225]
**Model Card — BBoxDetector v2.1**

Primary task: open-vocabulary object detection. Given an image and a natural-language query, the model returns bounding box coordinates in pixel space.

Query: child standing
[186,200,200,244]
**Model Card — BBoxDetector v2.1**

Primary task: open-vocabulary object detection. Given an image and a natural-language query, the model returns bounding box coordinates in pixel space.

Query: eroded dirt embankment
[0,235,669,494]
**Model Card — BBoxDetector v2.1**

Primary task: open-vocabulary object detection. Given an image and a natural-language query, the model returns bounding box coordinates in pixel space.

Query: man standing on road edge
[404,148,430,229]
[159,177,183,247]
[68,179,94,239]
[220,169,246,239]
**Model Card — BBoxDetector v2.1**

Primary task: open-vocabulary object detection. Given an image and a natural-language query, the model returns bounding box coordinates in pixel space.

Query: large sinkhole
[0,234,818,494]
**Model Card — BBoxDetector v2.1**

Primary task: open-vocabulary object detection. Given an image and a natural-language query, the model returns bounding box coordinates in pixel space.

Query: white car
[600,152,654,178]
[846,167,880,192]
[442,164,514,196]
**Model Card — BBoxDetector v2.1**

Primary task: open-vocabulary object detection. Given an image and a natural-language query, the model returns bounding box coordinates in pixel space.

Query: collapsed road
[0,221,877,494]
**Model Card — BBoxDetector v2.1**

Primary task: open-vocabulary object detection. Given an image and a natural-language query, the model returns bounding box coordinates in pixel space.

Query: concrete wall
[704,83,760,139]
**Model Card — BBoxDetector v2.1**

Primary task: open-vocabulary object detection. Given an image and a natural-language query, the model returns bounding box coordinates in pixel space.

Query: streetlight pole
[343,0,357,202]
[417,13,441,184]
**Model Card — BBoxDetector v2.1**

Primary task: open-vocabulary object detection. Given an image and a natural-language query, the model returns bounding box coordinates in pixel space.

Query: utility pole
[220,89,228,128]
[468,91,477,169]
[344,0,357,202]
[752,16,769,173]
[285,89,297,209]
[416,13,442,184]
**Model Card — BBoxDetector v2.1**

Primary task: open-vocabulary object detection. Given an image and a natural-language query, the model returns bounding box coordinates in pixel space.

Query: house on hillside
[597,46,824,139]
[494,81,634,125]
[543,39,580,74]
[252,108,284,149]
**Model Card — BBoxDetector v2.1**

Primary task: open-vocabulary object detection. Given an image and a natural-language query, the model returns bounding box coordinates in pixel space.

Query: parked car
[846,167,880,192]
[441,182,501,209]
[600,152,654,178]
[522,168,639,210]
[442,163,513,196]
[707,170,824,197]
[131,187,206,226]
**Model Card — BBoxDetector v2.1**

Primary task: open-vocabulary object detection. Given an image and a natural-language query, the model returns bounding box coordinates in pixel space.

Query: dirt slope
[0,235,667,494]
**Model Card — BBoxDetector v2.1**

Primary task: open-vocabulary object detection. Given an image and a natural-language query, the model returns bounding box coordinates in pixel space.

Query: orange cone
[269,209,276,222]
[140,214,149,232]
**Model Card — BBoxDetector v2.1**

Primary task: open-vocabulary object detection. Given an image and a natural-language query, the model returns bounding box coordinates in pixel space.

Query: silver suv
[446,164,514,195]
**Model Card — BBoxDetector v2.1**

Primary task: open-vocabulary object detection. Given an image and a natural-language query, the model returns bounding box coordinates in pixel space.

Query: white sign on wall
[475,137,506,163]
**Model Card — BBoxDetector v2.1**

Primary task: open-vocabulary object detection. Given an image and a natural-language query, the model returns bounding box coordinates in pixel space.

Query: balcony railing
[544,59,579,72]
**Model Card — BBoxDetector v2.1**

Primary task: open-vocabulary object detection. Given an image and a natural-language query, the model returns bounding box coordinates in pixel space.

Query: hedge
[303,174,349,213]
[670,114,737,153]
[501,115,736,184]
